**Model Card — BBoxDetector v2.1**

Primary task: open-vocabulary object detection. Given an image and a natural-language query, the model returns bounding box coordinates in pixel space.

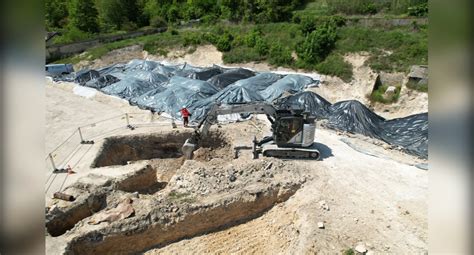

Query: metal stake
[49,153,57,171]
[78,127,85,143]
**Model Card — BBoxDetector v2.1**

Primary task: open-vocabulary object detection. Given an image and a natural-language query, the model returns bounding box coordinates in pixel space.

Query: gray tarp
[100,77,163,100]
[260,74,317,102]
[62,60,427,159]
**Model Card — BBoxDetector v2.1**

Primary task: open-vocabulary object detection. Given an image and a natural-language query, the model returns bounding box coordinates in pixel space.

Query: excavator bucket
[182,138,196,159]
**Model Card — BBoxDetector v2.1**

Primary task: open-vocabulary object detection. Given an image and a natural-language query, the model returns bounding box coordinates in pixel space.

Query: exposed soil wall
[65,183,300,254]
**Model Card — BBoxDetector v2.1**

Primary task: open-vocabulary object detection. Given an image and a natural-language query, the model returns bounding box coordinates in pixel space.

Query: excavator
[181,102,320,160]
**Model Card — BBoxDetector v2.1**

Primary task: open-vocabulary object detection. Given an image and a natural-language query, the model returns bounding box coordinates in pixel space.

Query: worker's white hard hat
[182,105,186,108]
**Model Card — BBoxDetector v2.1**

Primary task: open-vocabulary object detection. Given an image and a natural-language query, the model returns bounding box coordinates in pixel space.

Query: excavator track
[262,147,320,160]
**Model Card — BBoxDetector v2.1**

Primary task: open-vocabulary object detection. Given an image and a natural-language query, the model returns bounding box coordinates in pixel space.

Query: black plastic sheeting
[277,91,428,158]
[75,69,100,85]
[207,68,256,89]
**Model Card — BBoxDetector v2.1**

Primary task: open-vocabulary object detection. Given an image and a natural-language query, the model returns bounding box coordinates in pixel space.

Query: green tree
[45,0,68,29]
[297,22,337,65]
[68,0,99,33]
[97,0,142,31]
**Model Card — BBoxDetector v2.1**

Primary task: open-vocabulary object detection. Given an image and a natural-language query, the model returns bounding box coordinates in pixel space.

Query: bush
[150,16,167,28]
[300,15,346,35]
[327,0,382,15]
[52,26,93,44]
[183,33,202,47]
[170,29,179,35]
[296,22,337,65]
[408,2,428,17]
[216,32,233,52]
[201,32,218,44]
[201,14,218,24]
[316,54,353,82]
[268,42,293,66]
[244,29,262,47]
[368,84,401,104]
[255,37,269,56]
[300,16,316,35]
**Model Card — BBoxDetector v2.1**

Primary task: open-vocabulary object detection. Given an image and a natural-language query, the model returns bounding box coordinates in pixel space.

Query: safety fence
[45,112,180,194]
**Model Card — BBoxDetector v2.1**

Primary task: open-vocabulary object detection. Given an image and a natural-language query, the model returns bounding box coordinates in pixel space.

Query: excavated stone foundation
[46,130,305,254]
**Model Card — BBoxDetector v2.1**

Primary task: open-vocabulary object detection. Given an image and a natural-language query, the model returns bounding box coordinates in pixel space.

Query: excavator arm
[182,102,277,159]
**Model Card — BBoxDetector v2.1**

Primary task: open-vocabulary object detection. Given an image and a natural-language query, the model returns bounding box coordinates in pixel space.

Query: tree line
[46,0,309,33]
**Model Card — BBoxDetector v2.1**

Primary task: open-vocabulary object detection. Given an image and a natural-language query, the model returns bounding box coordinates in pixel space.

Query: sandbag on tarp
[75,69,100,85]
[124,69,169,84]
[260,74,317,102]
[126,59,159,71]
[207,68,256,89]
[325,100,386,138]
[101,77,163,100]
[275,91,332,119]
[84,74,121,89]
[379,113,428,158]
[189,67,223,81]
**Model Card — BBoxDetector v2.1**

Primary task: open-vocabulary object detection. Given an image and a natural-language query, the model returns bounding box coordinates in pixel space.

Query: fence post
[78,127,85,143]
[126,113,135,130]
[78,127,94,144]
[49,153,58,171]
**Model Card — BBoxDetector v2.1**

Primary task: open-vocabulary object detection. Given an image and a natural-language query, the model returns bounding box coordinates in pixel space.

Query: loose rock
[355,244,367,253]
[317,222,325,229]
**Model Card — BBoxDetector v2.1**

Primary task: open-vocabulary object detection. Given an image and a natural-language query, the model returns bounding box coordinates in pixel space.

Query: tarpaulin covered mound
[229,72,283,91]
[275,91,332,118]
[62,59,427,158]
[124,69,169,84]
[101,77,164,100]
[326,100,386,137]
[129,87,167,109]
[190,67,223,81]
[85,74,120,89]
[207,68,256,89]
[132,76,220,118]
[379,113,428,158]
[261,75,318,102]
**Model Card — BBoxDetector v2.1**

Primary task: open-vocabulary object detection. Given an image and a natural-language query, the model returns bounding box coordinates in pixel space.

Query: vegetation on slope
[49,0,428,81]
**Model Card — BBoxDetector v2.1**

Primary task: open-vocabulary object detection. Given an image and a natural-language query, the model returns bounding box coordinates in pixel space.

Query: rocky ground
[45,80,428,254]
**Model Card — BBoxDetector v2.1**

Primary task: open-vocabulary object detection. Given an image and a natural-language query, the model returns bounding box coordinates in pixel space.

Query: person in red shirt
[179,106,191,127]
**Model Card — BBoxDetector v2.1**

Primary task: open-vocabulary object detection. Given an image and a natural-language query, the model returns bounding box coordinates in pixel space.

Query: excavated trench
[65,182,301,254]
[47,130,303,255]
[47,131,232,238]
